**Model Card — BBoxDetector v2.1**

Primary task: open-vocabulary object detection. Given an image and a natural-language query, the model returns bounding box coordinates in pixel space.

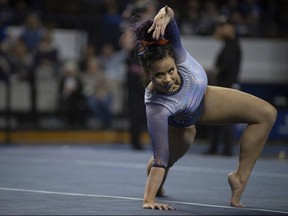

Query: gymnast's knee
[264,104,277,126]
[183,125,196,144]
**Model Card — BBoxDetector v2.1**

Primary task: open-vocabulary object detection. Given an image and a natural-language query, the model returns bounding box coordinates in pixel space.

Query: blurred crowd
[0,0,287,130]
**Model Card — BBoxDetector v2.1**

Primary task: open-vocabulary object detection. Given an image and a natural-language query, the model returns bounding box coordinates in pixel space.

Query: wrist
[143,199,155,204]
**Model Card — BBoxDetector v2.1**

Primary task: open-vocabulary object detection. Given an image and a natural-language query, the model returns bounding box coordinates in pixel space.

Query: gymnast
[131,5,277,210]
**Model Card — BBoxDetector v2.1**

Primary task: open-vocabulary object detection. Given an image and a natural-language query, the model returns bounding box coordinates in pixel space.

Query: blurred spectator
[259,0,278,37]
[20,12,45,54]
[121,29,147,150]
[0,0,14,42]
[1,36,36,118]
[7,38,33,80]
[240,0,261,36]
[98,0,123,48]
[82,56,113,129]
[99,43,127,114]
[0,41,11,83]
[120,0,158,150]
[180,0,201,35]
[34,29,59,78]
[221,0,239,21]
[204,17,242,156]
[220,0,247,36]
[58,60,86,127]
[277,0,288,37]
[198,1,220,35]
[78,43,96,72]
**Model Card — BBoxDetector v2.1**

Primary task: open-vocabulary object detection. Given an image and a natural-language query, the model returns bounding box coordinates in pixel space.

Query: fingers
[160,24,166,37]
[147,7,168,39]
[165,5,168,13]
[147,23,155,34]
[148,23,164,40]
[143,203,175,211]
[153,25,161,40]
[148,22,160,40]
[148,23,165,40]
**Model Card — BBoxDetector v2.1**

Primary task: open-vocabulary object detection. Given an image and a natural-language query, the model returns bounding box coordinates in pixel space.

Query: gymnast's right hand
[143,201,175,210]
[148,5,174,40]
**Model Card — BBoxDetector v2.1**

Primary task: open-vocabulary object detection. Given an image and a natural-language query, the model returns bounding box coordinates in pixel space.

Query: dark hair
[135,20,154,41]
[135,20,176,70]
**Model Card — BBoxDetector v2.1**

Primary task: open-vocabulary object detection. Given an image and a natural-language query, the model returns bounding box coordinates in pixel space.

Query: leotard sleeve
[146,104,171,168]
[165,19,187,64]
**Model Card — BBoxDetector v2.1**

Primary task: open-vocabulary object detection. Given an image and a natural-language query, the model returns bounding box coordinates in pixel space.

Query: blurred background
[0,0,287,147]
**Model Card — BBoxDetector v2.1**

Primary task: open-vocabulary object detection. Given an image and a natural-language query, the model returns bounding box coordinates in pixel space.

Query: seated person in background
[99,43,127,115]
[34,29,59,78]
[20,12,45,54]
[82,56,113,129]
[58,61,86,127]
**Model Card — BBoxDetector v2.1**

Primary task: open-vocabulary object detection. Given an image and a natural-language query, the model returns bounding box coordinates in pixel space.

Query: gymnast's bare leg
[199,86,277,207]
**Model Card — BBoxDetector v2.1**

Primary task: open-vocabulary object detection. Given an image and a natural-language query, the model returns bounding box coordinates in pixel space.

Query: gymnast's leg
[199,86,277,207]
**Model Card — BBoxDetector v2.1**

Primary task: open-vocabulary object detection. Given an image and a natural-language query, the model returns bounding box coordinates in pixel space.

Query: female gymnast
[132,6,277,210]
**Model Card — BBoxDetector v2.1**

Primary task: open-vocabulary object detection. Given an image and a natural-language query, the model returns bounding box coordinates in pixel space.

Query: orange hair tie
[138,39,170,53]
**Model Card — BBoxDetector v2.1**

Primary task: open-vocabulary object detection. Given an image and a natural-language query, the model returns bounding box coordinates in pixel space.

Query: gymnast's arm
[143,105,173,210]
[148,6,186,63]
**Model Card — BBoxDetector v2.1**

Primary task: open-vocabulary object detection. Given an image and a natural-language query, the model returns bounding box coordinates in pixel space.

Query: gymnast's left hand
[143,201,175,210]
[148,5,174,40]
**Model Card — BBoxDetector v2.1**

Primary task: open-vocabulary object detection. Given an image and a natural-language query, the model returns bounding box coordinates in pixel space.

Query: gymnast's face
[147,56,181,93]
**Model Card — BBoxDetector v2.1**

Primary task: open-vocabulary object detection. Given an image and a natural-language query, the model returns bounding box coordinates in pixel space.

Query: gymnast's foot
[228,172,245,208]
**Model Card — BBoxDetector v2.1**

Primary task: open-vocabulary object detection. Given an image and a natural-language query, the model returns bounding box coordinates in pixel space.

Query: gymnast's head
[134,20,179,92]
[136,21,176,75]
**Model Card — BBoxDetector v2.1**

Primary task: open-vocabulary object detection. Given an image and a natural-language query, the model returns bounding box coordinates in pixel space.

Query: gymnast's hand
[148,5,174,40]
[143,201,175,211]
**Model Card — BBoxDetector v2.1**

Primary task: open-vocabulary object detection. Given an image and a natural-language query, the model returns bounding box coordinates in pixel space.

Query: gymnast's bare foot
[228,172,245,208]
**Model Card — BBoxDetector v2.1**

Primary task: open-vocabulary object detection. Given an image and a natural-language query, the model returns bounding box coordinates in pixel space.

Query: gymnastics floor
[0,142,287,215]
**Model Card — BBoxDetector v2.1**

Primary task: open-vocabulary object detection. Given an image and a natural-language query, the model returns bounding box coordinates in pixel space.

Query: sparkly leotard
[144,19,208,168]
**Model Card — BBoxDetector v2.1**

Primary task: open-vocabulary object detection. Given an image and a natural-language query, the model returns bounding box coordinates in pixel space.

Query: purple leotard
[145,20,208,168]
